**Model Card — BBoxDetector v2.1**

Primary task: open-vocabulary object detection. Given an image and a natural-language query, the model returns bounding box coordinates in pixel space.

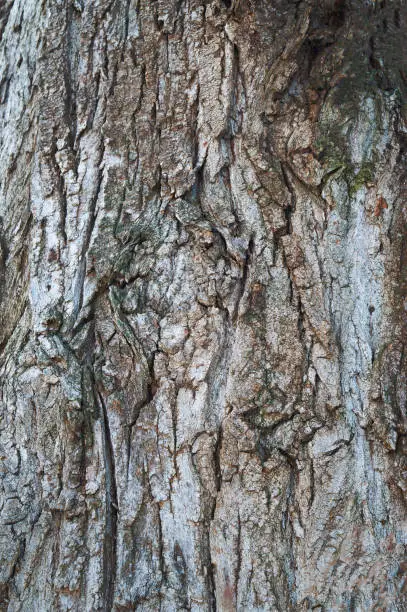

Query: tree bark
[1,0,407,610]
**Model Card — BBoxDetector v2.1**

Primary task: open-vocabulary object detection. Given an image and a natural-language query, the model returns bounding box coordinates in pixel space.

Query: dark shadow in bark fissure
[232,236,254,323]
[98,391,118,612]
[173,542,189,608]
[0,0,13,44]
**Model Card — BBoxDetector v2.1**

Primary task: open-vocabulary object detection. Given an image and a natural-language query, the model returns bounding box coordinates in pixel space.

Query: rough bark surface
[1,0,407,610]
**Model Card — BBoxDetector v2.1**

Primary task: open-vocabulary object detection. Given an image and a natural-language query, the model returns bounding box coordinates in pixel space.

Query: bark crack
[98,391,118,612]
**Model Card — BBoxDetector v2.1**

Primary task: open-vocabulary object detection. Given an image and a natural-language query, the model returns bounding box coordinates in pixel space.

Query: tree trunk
[1,0,407,610]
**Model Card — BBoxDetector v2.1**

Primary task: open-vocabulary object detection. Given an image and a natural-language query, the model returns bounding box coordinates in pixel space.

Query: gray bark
[1,0,407,610]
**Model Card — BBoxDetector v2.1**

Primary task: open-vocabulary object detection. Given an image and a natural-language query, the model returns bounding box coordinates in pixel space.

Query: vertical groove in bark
[98,391,118,612]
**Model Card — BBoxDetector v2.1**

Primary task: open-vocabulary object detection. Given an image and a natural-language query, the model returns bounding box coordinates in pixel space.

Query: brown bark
[0,1,407,610]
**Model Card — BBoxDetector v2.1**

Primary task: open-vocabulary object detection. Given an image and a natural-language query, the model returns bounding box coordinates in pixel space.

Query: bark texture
[1,0,407,610]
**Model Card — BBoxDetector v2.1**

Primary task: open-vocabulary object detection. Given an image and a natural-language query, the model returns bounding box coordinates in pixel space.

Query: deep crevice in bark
[98,390,118,612]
